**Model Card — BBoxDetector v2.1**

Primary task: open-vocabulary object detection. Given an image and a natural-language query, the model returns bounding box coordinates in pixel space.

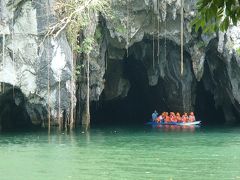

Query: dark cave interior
[0,87,33,131]
[194,80,225,125]
[91,57,226,126]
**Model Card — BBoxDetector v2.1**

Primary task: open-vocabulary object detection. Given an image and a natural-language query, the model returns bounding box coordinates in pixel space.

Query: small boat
[146,121,201,126]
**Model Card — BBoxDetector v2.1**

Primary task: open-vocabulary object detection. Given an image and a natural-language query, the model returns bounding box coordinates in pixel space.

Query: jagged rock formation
[1,0,240,128]
[0,0,74,129]
[86,0,240,124]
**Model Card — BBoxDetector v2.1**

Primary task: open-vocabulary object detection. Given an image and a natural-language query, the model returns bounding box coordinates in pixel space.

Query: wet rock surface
[1,0,240,126]
[0,0,74,127]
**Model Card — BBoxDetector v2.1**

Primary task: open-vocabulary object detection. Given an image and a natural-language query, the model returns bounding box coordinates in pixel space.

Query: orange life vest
[176,115,182,122]
[165,116,170,123]
[182,115,188,122]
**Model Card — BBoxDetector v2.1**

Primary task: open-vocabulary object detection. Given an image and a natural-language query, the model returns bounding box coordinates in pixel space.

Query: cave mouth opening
[90,37,229,127]
[91,55,164,126]
[0,87,34,132]
[91,69,227,127]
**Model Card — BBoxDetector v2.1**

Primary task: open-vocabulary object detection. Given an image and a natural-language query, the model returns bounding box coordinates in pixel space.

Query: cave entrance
[91,39,171,126]
[90,37,230,126]
[0,87,33,131]
[91,56,164,125]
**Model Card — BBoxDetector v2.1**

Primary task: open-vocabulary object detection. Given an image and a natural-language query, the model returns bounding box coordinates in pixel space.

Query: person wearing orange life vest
[182,112,189,123]
[176,112,182,123]
[169,112,173,122]
[170,112,177,123]
[165,112,170,123]
[160,112,165,123]
[189,112,195,122]
[156,113,163,123]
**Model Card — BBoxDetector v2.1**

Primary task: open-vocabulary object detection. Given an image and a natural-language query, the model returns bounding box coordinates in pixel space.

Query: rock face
[0,0,75,128]
[85,0,240,124]
[1,0,240,127]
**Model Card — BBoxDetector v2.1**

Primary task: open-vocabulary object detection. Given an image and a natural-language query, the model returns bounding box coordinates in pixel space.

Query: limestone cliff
[1,0,240,127]
[0,0,75,128]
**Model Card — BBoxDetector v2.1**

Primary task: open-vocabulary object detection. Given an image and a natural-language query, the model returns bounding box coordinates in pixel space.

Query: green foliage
[236,48,240,56]
[80,37,95,54]
[94,25,103,43]
[75,65,84,76]
[196,41,206,48]
[54,0,112,53]
[111,15,127,34]
[192,0,240,33]
[115,24,126,34]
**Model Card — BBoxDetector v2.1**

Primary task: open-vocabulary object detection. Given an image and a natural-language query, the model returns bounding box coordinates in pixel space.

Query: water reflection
[153,125,199,132]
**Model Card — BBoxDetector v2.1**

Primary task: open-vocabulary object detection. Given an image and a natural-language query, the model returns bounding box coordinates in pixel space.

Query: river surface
[0,125,240,180]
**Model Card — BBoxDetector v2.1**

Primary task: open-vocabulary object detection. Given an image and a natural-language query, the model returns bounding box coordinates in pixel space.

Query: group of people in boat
[152,111,196,123]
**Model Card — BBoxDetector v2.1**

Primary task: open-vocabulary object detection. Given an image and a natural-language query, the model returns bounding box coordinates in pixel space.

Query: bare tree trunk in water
[70,44,75,129]
[58,76,62,130]
[46,0,51,133]
[47,53,51,132]
[82,53,90,130]
[1,34,5,93]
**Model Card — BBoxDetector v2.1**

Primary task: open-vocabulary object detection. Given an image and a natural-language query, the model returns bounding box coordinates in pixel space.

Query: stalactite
[180,0,184,75]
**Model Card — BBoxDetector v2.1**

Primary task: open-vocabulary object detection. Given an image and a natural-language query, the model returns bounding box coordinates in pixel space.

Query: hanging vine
[105,50,108,71]
[126,0,129,57]
[157,0,160,65]
[11,0,15,97]
[180,0,184,75]
[165,0,167,62]
[85,52,90,129]
[152,9,155,70]
[45,0,51,132]
[2,34,5,93]
[58,75,61,130]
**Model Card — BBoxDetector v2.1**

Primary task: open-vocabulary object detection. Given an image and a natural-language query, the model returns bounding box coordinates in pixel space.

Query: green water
[0,126,240,180]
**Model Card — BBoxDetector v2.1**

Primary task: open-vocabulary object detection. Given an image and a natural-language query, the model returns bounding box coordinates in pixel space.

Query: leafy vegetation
[52,0,111,51]
[51,0,113,129]
[94,25,103,43]
[236,48,240,56]
[192,0,240,33]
